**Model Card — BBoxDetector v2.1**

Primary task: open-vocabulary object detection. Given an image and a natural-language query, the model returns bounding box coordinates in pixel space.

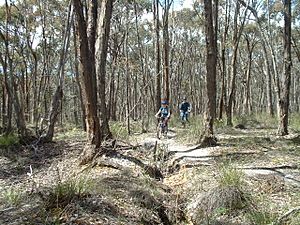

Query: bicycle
[180,111,189,128]
[157,116,168,139]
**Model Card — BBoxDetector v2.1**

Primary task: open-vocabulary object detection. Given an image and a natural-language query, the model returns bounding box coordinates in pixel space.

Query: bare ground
[0,126,300,224]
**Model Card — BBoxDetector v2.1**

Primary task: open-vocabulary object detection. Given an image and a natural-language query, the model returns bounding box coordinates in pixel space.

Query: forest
[0,0,300,224]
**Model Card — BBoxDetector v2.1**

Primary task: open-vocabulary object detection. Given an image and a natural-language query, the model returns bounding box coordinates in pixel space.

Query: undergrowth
[54,127,85,141]
[290,113,300,131]
[1,187,23,207]
[217,162,245,189]
[172,116,204,143]
[246,209,278,225]
[110,120,144,140]
[0,134,19,148]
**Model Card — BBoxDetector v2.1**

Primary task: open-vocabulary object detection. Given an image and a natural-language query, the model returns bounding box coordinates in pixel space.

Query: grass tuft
[217,163,245,189]
[0,134,19,148]
[44,176,94,210]
[174,115,204,143]
[110,121,130,140]
[246,210,277,225]
[290,113,300,131]
[54,127,85,141]
[1,187,22,206]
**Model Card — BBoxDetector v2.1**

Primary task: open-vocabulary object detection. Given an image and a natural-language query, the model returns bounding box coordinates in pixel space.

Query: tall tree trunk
[225,1,247,126]
[42,1,73,142]
[73,23,87,131]
[74,0,102,147]
[95,0,113,140]
[125,8,131,135]
[277,0,291,135]
[243,35,255,114]
[218,0,230,120]
[200,0,217,146]
[238,0,274,116]
[2,1,27,138]
[162,0,171,101]
[153,0,161,110]
[226,2,239,126]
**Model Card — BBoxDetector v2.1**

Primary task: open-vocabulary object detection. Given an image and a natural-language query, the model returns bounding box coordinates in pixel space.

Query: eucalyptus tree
[73,0,113,161]
[170,7,205,114]
[241,25,258,115]
[238,0,278,117]
[225,0,248,126]
[238,0,294,134]
[218,0,230,120]
[0,0,28,138]
[0,4,13,133]
[161,0,173,102]
[95,0,114,139]
[41,0,73,142]
[0,0,80,141]
[277,0,291,135]
[200,0,217,146]
[153,0,161,110]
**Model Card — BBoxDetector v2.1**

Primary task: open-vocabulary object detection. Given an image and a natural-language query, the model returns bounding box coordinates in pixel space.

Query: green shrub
[0,134,19,147]
[288,213,300,225]
[217,163,245,189]
[214,118,227,129]
[110,121,130,140]
[175,115,204,143]
[290,113,300,131]
[231,113,278,129]
[233,115,251,126]
[253,113,277,128]
[45,176,94,209]
[1,187,22,206]
[246,210,277,225]
[54,127,85,141]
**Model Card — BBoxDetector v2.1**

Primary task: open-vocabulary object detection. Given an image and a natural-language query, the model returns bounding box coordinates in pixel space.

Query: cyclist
[179,97,191,125]
[155,99,171,127]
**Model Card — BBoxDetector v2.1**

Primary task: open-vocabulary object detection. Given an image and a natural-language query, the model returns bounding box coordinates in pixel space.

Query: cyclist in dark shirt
[179,97,191,124]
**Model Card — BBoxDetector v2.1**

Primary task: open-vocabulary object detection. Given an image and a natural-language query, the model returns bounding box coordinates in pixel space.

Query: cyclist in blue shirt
[155,99,171,124]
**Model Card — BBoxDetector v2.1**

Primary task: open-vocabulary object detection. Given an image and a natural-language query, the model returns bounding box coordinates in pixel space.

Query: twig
[240,165,299,170]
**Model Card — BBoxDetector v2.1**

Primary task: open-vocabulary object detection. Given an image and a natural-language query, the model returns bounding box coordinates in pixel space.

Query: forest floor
[0,122,300,225]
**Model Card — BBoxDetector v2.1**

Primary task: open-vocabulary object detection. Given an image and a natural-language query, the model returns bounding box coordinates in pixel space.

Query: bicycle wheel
[157,123,163,139]
[163,124,168,138]
[182,113,188,128]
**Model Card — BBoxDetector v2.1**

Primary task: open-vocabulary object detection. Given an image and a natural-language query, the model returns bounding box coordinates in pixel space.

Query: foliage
[217,162,245,189]
[44,176,94,210]
[110,120,146,140]
[110,121,130,140]
[1,187,22,206]
[253,113,278,128]
[246,209,277,225]
[174,115,204,143]
[290,113,300,131]
[54,127,85,141]
[230,113,300,131]
[214,118,227,129]
[288,213,300,225]
[0,134,19,148]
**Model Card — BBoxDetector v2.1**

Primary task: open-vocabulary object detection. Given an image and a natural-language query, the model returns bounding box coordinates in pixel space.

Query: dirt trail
[138,128,300,187]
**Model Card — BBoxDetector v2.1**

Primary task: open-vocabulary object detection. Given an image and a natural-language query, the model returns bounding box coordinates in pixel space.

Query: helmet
[161,100,168,105]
